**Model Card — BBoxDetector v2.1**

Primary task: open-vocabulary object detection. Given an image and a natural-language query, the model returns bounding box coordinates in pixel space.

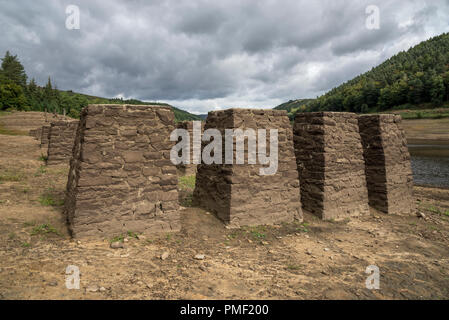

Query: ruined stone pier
[47,120,79,165]
[358,114,415,215]
[64,104,180,238]
[293,112,370,220]
[193,109,302,228]
[40,125,51,156]
[176,121,203,175]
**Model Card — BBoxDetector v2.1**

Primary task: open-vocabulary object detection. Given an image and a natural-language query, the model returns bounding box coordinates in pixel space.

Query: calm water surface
[409,144,449,188]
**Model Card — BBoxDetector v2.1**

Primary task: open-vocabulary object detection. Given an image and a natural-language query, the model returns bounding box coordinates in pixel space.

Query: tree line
[0,51,201,121]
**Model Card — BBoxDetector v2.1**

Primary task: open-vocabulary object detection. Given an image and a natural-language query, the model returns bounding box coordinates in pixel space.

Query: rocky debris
[194,254,205,260]
[194,109,302,227]
[86,285,99,293]
[417,212,427,219]
[160,251,170,260]
[48,281,58,287]
[64,104,181,239]
[294,112,370,221]
[110,241,124,249]
[359,114,415,216]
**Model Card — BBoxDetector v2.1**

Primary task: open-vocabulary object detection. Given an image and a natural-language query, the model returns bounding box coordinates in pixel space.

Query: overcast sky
[1,0,449,114]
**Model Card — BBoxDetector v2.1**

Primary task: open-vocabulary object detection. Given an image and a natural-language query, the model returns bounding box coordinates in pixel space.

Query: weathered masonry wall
[40,125,51,156]
[176,121,203,175]
[64,104,180,239]
[293,112,370,220]
[47,120,79,165]
[193,109,302,228]
[29,128,41,140]
[358,114,415,215]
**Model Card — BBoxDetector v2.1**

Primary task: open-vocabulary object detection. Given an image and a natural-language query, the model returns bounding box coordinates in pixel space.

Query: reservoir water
[409,144,449,188]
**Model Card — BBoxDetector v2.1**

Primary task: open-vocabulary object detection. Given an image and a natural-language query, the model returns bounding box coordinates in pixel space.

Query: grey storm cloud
[1,0,449,113]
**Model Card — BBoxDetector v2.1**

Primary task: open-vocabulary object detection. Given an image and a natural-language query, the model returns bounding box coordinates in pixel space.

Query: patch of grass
[110,234,125,243]
[39,154,48,162]
[428,205,441,214]
[178,175,196,191]
[178,175,196,207]
[443,211,449,217]
[38,188,63,206]
[287,264,302,271]
[31,223,61,236]
[21,242,31,248]
[296,222,310,233]
[127,231,139,239]
[166,233,172,241]
[244,226,267,240]
[34,165,47,177]
[8,232,16,240]
[0,124,27,136]
[251,231,266,239]
[180,194,193,207]
[0,169,24,182]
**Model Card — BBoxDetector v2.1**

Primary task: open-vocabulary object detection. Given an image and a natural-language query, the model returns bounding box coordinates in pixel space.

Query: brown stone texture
[175,121,204,175]
[47,120,79,165]
[293,112,370,220]
[193,109,302,228]
[40,125,51,156]
[29,128,41,140]
[358,114,416,215]
[64,104,180,239]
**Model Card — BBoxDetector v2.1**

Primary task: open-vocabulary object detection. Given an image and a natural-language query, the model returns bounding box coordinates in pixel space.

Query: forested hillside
[274,99,314,120]
[306,33,449,114]
[0,51,201,122]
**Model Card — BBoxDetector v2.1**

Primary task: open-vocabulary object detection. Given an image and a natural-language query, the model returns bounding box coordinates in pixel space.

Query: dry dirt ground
[1,117,449,300]
[402,117,449,145]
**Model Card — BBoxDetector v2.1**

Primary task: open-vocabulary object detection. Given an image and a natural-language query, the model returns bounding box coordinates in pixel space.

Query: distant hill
[306,33,449,114]
[273,99,314,120]
[58,90,202,122]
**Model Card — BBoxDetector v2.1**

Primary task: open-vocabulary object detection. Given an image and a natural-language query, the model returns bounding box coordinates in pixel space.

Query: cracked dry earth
[1,132,449,300]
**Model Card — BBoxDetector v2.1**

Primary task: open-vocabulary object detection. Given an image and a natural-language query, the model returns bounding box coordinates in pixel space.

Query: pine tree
[0,51,27,87]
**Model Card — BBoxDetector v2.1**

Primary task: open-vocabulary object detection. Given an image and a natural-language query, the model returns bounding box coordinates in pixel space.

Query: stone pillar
[40,125,51,156]
[64,104,180,239]
[47,120,79,165]
[193,109,302,228]
[293,112,370,220]
[176,121,203,175]
[358,114,415,215]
